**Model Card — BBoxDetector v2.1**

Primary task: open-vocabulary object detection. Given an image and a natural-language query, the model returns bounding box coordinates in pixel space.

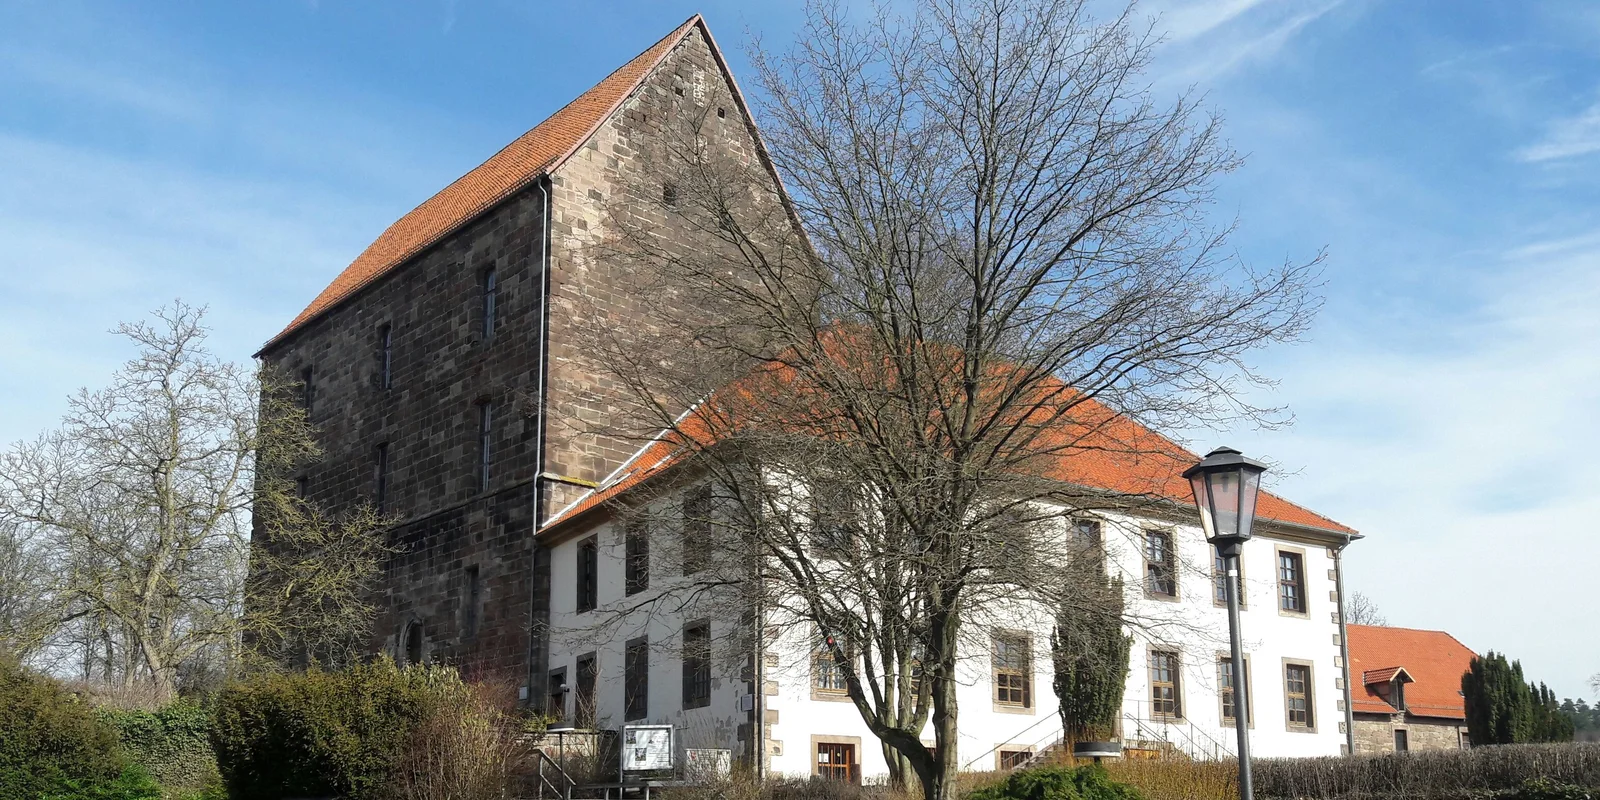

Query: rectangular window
[378,324,392,389]
[998,750,1032,771]
[813,641,849,697]
[482,268,498,341]
[463,565,481,638]
[682,484,712,575]
[1150,650,1182,719]
[1145,530,1176,598]
[477,402,493,492]
[576,538,598,612]
[682,622,711,709]
[374,443,389,513]
[625,520,649,596]
[300,366,314,414]
[575,653,597,728]
[1395,729,1409,752]
[992,633,1033,709]
[1073,518,1103,553]
[815,743,856,783]
[1285,663,1314,729]
[1213,548,1246,607]
[547,667,567,719]
[809,480,860,555]
[296,475,309,500]
[1219,656,1251,724]
[625,637,648,721]
[1279,551,1307,613]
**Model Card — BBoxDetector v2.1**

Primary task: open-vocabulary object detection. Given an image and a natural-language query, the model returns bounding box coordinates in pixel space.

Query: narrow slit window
[477,402,493,492]
[378,324,392,389]
[464,565,481,638]
[374,443,389,513]
[300,366,314,414]
[482,268,498,341]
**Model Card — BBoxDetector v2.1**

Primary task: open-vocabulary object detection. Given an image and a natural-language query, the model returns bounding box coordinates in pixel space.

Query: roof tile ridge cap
[257,15,703,354]
[544,14,702,176]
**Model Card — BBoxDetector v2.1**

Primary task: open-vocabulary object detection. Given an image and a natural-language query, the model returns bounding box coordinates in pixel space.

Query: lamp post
[1183,446,1267,800]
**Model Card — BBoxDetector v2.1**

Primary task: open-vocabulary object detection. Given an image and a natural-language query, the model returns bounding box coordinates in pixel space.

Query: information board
[620,725,674,773]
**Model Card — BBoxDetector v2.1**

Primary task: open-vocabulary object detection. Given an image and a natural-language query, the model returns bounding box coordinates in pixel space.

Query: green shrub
[100,702,219,792]
[41,764,165,800]
[210,659,482,800]
[966,764,1147,800]
[0,657,127,799]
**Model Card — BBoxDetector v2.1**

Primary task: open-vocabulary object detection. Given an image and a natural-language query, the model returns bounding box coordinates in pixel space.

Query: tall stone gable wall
[543,25,771,514]
[257,184,548,678]
[254,23,782,694]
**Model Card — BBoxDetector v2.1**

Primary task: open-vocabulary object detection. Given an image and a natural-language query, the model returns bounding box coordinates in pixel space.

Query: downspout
[526,175,555,706]
[1334,533,1356,755]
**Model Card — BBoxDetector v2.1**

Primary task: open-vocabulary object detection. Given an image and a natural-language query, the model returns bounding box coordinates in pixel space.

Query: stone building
[1347,624,1474,753]
[253,15,779,692]
[257,12,1366,776]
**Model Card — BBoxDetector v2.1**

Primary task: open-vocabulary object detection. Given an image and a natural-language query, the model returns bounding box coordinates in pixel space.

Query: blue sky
[2,0,1597,698]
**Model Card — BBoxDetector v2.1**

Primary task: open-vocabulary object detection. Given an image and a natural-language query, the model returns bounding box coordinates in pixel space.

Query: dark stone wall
[259,184,549,678]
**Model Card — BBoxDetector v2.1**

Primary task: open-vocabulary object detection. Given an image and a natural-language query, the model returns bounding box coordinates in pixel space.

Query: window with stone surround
[1150,650,1182,719]
[1278,551,1307,613]
[992,632,1033,709]
[1145,530,1177,598]
[1284,662,1315,730]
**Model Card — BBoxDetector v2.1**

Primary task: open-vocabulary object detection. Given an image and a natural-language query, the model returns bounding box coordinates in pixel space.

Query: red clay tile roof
[540,380,1357,539]
[1361,666,1413,686]
[260,16,703,352]
[1348,624,1475,720]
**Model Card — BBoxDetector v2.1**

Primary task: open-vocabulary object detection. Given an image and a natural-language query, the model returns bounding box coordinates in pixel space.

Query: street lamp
[1183,446,1267,800]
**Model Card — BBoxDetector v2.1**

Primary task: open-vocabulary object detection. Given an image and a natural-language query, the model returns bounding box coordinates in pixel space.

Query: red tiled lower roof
[539,356,1358,539]
[260,16,702,352]
[1348,625,1474,720]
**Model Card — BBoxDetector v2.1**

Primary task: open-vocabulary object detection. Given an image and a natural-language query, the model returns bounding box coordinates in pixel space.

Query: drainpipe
[1334,534,1356,755]
[526,175,555,707]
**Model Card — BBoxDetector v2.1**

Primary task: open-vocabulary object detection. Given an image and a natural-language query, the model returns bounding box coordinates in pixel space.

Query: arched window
[404,622,424,666]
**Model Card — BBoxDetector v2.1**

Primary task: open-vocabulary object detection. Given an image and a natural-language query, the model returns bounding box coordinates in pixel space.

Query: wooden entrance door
[816,742,857,783]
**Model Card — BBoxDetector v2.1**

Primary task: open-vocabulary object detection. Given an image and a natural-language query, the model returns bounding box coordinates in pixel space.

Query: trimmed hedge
[0,657,129,799]
[1253,744,1600,799]
[966,764,1148,800]
[210,660,455,800]
[100,702,219,794]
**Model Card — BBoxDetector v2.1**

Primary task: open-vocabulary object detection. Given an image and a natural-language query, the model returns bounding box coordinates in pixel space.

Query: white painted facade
[541,479,1351,781]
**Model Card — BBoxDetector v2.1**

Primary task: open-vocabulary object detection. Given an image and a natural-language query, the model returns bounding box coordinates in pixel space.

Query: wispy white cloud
[1145,0,1344,84]
[1143,0,1277,42]
[1516,98,1600,162]
[1221,231,1600,699]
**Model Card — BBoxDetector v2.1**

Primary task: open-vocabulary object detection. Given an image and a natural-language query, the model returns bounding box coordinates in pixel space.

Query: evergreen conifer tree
[1051,553,1132,743]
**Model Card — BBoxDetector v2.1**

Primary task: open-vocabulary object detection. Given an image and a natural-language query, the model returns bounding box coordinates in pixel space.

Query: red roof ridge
[259,15,704,353]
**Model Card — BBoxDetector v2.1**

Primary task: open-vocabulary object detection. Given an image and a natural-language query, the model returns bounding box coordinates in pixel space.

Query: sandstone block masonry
[254,21,783,696]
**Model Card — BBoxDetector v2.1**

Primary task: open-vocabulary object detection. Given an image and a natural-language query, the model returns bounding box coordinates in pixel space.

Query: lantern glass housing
[1183,447,1267,545]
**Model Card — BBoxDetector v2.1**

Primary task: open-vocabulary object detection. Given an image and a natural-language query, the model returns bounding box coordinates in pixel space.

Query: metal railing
[534,748,578,800]
[962,712,1065,771]
[1120,699,1234,761]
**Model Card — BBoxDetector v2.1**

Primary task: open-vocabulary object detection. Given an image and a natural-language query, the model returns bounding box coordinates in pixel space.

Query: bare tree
[1344,591,1386,627]
[569,0,1320,797]
[0,303,391,698]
